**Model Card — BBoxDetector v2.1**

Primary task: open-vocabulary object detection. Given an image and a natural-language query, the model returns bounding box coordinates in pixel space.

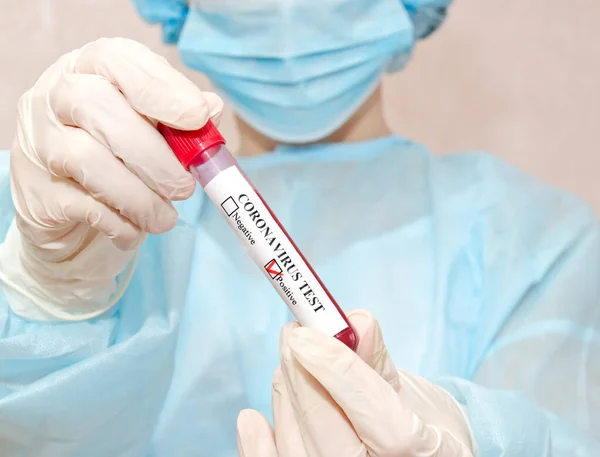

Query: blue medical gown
[0,137,598,456]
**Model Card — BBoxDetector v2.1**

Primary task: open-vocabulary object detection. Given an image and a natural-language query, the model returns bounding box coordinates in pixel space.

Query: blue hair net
[403,1,450,39]
[130,0,451,46]
[130,0,189,44]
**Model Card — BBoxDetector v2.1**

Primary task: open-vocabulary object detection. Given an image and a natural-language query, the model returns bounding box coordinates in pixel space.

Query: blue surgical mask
[177,0,416,143]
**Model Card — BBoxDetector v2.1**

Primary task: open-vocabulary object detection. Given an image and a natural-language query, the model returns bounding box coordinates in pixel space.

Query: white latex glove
[0,37,223,321]
[237,310,476,457]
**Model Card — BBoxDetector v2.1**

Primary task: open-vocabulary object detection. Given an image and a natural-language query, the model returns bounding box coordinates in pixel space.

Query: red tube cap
[158,121,226,169]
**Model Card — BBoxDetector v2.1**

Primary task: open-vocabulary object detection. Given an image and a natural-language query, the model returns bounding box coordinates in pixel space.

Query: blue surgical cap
[131,0,451,47]
[131,0,189,44]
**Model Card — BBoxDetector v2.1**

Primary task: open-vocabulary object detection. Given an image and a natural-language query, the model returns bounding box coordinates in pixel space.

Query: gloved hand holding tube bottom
[237,310,476,457]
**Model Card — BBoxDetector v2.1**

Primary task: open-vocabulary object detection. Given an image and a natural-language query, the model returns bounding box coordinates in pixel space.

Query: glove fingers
[433,430,475,457]
[46,126,178,234]
[395,371,476,456]
[74,37,223,130]
[275,323,311,457]
[10,135,145,251]
[347,310,401,392]
[236,409,278,457]
[287,327,440,457]
[50,73,196,203]
[202,91,225,126]
[57,184,143,250]
[280,324,368,457]
[272,365,310,457]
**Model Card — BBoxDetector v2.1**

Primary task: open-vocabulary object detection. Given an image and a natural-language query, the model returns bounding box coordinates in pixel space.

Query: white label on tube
[204,166,348,337]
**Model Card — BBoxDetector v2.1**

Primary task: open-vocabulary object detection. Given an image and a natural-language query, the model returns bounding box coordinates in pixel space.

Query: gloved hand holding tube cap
[158,121,357,350]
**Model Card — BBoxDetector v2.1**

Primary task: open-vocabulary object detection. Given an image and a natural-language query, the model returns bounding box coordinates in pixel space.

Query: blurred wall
[0,0,598,211]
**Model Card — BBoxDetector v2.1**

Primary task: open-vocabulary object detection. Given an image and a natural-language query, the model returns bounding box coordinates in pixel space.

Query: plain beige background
[0,0,598,211]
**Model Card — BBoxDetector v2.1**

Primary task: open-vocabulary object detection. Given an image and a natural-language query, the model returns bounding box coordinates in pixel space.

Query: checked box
[221,197,239,217]
[264,259,283,279]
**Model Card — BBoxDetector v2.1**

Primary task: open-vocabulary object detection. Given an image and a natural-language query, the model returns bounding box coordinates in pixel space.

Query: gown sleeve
[0,150,196,456]
[436,153,600,456]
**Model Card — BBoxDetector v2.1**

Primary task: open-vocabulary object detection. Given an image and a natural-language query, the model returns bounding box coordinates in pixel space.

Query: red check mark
[266,259,283,278]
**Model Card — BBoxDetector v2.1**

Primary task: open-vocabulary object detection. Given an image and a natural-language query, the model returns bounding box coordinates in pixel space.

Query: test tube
[158,121,357,350]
